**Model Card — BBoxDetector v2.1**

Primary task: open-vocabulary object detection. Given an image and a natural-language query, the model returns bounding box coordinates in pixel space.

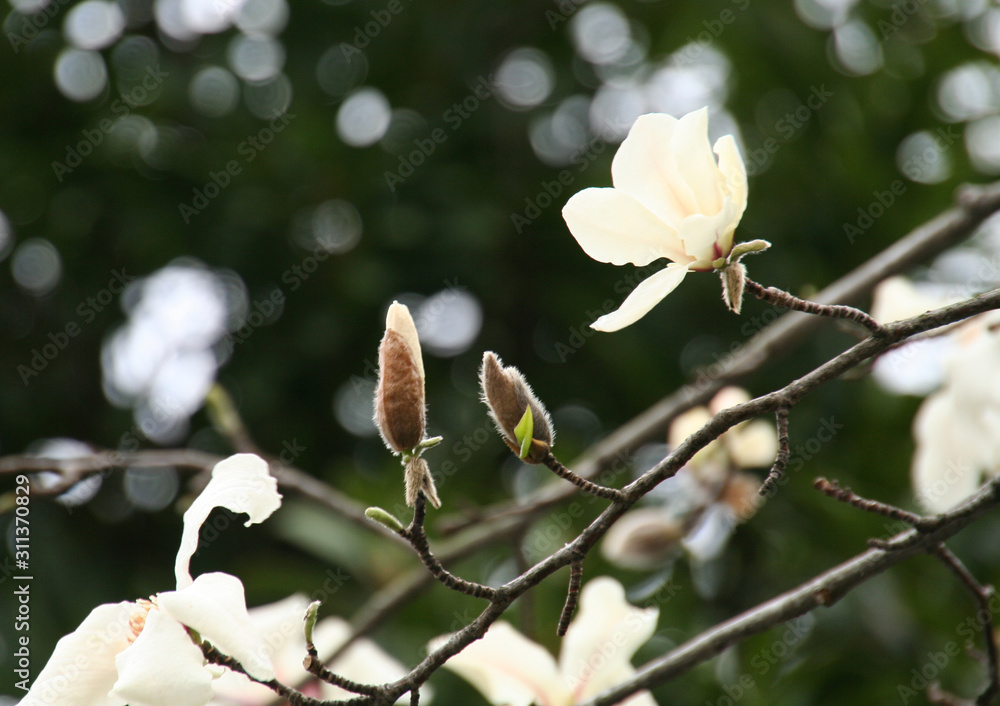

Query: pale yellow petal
[563,187,690,266]
[175,453,281,589]
[591,264,690,332]
[560,577,658,701]
[727,419,779,469]
[671,107,724,216]
[911,392,985,512]
[677,196,741,265]
[713,134,748,256]
[111,609,214,706]
[431,622,566,706]
[386,301,424,381]
[19,602,133,706]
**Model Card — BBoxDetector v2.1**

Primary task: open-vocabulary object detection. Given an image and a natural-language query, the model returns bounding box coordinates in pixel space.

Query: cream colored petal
[159,572,275,682]
[175,453,281,589]
[600,507,683,571]
[709,386,751,415]
[667,405,721,468]
[713,134,748,256]
[591,264,690,332]
[728,419,779,469]
[386,301,424,381]
[430,622,566,706]
[671,108,724,216]
[210,594,312,704]
[19,602,134,706]
[610,113,695,226]
[319,617,422,705]
[111,608,214,706]
[560,576,658,701]
[563,187,689,266]
[677,197,740,265]
[870,276,961,325]
[911,392,985,513]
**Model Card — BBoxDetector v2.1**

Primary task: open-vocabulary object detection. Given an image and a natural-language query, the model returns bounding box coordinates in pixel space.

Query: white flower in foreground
[912,325,1000,512]
[562,107,750,331]
[21,454,282,706]
[211,594,429,706]
[430,577,658,706]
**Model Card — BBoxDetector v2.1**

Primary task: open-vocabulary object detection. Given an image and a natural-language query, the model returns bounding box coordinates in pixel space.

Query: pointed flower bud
[479,352,554,464]
[374,302,426,454]
[720,261,747,314]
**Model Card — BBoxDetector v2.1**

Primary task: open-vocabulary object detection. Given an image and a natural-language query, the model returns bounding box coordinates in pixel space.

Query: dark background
[2,0,1000,703]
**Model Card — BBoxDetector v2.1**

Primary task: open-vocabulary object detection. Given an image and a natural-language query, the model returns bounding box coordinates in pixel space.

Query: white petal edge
[430,622,566,706]
[560,576,659,701]
[671,107,724,217]
[175,453,281,589]
[111,608,214,706]
[591,264,690,332]
[563,187,690,267]
[386,301,424,381]
[158,572,276,682]
[713,134,748,257]
[19,602,134,706]
[610,112,694,228]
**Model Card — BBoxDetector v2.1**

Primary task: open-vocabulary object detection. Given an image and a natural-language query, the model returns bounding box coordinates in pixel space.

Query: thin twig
[202,642,324,706]
[557,559,583,637]
[744,278,887,335]
[931,544,1000,706]
[760,406,790,495]
[542,451,625,502]
[813,477,927,526]
[303,643,381,696]
[400,494,498,600]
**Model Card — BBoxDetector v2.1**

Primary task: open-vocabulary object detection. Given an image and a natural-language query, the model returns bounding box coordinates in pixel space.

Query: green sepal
[365,506,405,533]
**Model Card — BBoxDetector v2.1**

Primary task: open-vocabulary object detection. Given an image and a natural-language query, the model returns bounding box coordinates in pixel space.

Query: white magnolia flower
[210,594,430,706]
[562,107,748,331]
[430,577,658,706]
[21,454,283,706]
[912,325,1000,512]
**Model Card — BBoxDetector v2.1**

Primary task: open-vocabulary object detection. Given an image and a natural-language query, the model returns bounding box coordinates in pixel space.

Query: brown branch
[400,494,498,600]
[303,644,381,697]
[581,476,1000,705]
[814,477,928,528]
[202,642,324,706]
[760,406,790,495]
[931,545,1000,706]
[557,559,583,637]
[744,278,887,335]
[541,451,625,502]
[439,179,1000,535]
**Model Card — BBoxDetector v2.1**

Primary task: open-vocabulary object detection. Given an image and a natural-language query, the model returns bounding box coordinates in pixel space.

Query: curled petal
[19,602,134,706]
[563,187,690,266]
[158,572,275,682]
[591,264,690,332]
[677,197,741,266]
[111,608,214,706]
[560,577,659,702]
[175,453,281,589]
[431,622,566,706]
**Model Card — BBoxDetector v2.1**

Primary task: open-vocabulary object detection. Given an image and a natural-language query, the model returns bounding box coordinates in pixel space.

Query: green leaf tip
[514,405,534,459]
[303,600,321,644]
[365,506,405,533]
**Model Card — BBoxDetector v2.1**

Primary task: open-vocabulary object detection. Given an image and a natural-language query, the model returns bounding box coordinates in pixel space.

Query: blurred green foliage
[2,0,999,703]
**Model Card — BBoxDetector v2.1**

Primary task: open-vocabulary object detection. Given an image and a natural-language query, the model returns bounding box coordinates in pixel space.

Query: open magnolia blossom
[21,453,283,706]
[210,594,429,706]
[562,107,753,331]
[430,577,658,706]
[912,322,1000,513]
[604,388,776,569]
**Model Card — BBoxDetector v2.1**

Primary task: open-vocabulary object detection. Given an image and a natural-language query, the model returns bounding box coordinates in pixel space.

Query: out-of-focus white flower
[912,325,1000,512]
[21,454,282,706]
[562,107,750,331]
[430,577,658,706]
[210,595,429,706]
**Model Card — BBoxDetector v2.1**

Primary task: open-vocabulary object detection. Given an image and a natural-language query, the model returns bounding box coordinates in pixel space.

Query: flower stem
[401,494,498,600]
[743,278,886,336]
[542,452,625,502]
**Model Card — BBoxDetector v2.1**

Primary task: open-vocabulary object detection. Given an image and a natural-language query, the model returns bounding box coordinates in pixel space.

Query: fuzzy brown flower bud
[479,351,554,463]
[374,302,426,454]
